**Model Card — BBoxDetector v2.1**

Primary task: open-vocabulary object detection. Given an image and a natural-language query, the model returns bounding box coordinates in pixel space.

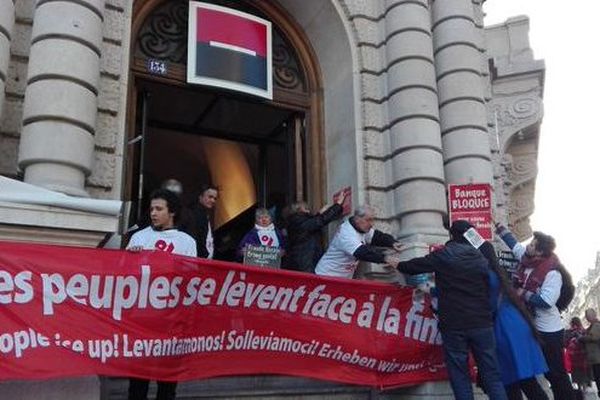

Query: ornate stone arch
[127,0,328,205]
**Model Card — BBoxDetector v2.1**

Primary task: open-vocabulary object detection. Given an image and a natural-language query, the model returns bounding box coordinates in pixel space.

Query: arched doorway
[125,0,324,259]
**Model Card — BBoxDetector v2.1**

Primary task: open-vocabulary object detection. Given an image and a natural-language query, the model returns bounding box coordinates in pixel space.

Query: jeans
[441,326,508,400]
[539,330,575,400]
[128,379,177,400]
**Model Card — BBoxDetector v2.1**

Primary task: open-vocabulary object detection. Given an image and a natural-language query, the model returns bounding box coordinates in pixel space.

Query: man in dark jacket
[284,192,346,273]
[184,184,218,259]
[385,220,507,400]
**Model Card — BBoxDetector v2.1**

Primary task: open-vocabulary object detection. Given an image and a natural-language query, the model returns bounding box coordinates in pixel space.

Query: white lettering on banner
[225,330,320,355]
[0,270,34,304]
[216,271,306,312]
[318,343,377,369]
[301,285,358,324]
[2,264,436,343]
[122,332,225,359]
[404,302,442,344]
[88,334,119,363]
[41,265,185,320]
[0,328,49,358]
[0,327,439,374]
[182,277,217,306]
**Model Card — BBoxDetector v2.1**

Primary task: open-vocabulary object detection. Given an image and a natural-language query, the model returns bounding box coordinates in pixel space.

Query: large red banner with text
[0,241,445,388]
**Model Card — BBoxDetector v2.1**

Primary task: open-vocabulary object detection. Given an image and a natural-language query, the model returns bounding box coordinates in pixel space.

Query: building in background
[0,0,544,398]
[570,252,600,322]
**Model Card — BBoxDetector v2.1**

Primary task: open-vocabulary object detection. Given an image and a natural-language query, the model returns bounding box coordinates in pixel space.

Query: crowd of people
[125,179,600,400]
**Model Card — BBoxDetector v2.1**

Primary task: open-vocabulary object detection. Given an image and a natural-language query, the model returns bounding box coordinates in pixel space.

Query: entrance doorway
[130,79,306,259]
[127,0,323,260]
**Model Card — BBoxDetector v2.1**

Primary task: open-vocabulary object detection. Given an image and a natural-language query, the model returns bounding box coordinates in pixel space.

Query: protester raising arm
[495,223,526,260]
[315,205,401,279]
[285,193,346,273]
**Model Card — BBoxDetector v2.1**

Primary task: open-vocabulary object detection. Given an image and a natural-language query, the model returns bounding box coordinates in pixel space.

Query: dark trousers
[592,364,600,395]
[128,379,177,400]
[505,377,549,400]
[539,330,575,400]
[441,327,508,400]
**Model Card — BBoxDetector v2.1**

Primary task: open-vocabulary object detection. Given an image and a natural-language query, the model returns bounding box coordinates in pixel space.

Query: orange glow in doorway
[200,137,256,228]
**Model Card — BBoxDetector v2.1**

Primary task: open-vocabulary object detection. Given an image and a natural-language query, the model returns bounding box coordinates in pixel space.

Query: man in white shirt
[496,225,575,400]
[315,205,401,279]
[127,189,197,400]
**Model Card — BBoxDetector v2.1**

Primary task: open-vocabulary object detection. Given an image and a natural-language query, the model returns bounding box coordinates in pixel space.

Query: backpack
[555,263,575,312]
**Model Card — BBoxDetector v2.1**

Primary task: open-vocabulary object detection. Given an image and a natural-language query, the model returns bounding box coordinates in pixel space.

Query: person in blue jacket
[479,240,549,400]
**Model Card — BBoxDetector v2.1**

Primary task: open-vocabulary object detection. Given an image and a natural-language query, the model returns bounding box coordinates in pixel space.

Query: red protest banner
[448,183,493,240]
[0,241,445,388]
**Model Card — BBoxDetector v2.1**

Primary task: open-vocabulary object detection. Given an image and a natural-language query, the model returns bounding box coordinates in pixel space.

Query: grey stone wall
[0,0,130,199]
[337,0,447,239]
[89,0,131,200]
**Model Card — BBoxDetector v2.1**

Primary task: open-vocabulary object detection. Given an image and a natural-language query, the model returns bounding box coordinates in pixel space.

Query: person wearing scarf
[496,224,575,400]
[237,208,285,261]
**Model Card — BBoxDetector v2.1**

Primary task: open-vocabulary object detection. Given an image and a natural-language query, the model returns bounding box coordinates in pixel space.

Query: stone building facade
[0,0,545,399]
[569,252,600,322]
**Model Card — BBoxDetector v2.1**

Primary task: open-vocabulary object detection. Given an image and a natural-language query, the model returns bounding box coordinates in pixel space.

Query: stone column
[385,0,447,238]
[18,0,105,196]
[0,0,15,119]
[431,0,493,184]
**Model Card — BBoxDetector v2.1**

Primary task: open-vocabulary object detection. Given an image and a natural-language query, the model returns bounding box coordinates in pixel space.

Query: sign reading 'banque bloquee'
[448,183,493,240]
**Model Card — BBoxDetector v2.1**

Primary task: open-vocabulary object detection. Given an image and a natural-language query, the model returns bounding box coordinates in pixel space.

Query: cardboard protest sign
[448,183,493,240]
[243,244,281,268]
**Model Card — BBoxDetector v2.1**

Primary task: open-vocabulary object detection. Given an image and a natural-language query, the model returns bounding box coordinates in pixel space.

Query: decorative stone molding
[486,16,544,239]
[489,93,543,152]
[508,181,535,241]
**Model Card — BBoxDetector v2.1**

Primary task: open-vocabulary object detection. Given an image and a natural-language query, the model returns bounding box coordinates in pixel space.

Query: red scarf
[515,253,559,292]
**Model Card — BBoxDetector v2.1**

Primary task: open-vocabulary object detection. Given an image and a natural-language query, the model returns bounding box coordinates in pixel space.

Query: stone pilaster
[432,0,493,184]
[384,0,447,238]
[18,0,106,196]
[0,0,15,119]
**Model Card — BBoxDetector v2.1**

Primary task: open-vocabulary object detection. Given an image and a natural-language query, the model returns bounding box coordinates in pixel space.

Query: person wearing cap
[385,220,507,400]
